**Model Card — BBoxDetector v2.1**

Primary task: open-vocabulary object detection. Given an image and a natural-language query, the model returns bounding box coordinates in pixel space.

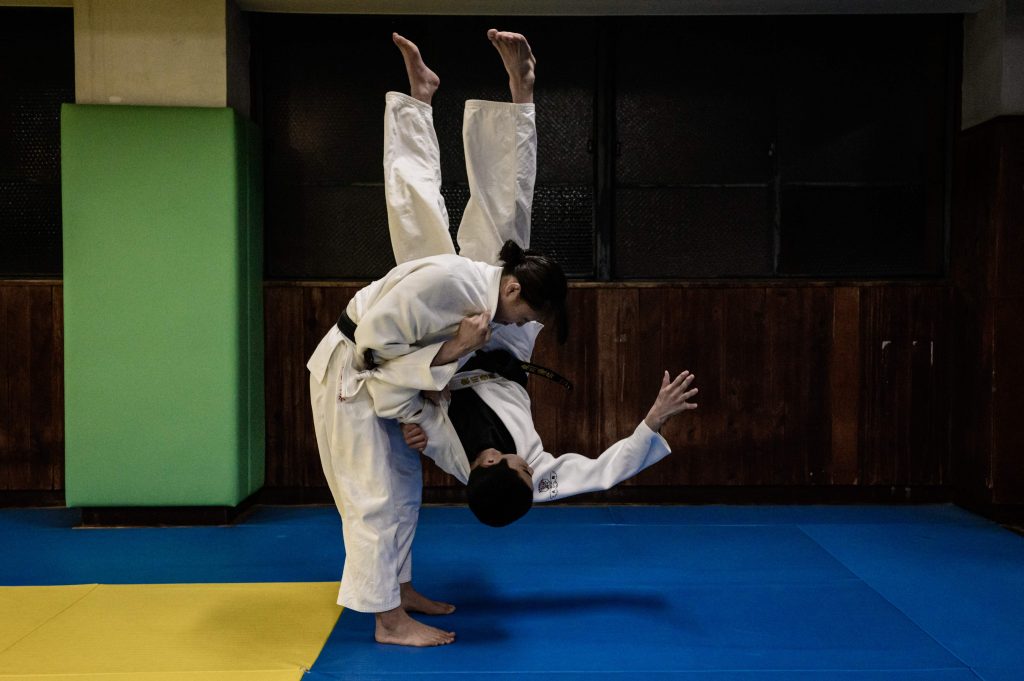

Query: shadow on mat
[453,591,670,614]
[326,583,686,647]
[437,577,671,615]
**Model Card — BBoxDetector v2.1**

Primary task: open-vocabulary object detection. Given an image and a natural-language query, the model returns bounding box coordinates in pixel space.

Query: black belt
[460,349,573,392]
[336,309,377,369]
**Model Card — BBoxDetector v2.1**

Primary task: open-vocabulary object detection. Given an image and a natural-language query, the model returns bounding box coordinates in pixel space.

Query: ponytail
[498,240,569,343]
[499,240,528,268]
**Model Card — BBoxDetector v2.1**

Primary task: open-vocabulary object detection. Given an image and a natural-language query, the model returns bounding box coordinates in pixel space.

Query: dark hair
[498,240,569,343]
[466,459,533,527]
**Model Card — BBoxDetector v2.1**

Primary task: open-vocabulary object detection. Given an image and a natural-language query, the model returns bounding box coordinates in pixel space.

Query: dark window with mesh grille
[254,14,954,280]
[255,15,596,279]
[0,8,74,277]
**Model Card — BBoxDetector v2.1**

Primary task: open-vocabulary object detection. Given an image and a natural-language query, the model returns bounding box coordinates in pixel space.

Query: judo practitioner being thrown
[382,36,699,530]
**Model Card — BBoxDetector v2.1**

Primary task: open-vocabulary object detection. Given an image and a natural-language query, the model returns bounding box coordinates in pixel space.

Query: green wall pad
[62,105,264,507]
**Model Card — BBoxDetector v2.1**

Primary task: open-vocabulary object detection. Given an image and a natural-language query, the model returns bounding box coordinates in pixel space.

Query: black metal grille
[255,13,953,281]
[615,18,775,187]
[615,186,773,279]
[264,184,393,280]
[256,14,595,280]
[778,185,936,277]
[0,8,73,277]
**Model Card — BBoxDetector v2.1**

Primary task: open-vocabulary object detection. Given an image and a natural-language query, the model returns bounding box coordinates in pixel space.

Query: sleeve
[372,343,457,393]
[366,376,425,424]
[382,396,471,484]
[353,264,489,391]
[529,421,672,503]
[416,400,472,484]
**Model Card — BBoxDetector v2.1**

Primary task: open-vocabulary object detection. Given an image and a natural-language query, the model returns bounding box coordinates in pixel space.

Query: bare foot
[392,33,440,105]
[375,606,455,647]
[487,28,536,104]
[401,582,456,615]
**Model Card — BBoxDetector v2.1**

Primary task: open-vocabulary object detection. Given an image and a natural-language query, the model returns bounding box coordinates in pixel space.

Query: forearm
[533,422,670,501]
[431,338,470,366]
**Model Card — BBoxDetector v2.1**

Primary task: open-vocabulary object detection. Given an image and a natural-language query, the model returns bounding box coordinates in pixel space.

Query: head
[493,240,569,343]
[466,448,534,527]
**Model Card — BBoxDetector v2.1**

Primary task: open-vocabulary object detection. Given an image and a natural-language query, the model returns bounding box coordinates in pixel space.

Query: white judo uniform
[308,91,672,614]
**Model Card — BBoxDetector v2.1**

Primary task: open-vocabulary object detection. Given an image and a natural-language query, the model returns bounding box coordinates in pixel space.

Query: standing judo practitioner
[306,31,567,647]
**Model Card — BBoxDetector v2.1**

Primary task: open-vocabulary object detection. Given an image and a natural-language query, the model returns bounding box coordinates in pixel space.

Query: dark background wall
[1,8,1021,521]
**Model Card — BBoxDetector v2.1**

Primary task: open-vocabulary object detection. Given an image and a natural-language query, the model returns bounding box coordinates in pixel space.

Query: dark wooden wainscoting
[0,280,64,504]
[950,115,1024,521]
[263,281,952,503]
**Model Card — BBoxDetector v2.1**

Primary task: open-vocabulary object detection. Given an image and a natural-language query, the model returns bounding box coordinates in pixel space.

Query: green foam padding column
[61,105,264,507]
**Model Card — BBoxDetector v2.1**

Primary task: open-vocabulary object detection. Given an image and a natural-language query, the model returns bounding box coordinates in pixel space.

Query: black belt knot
[336,309,377,369]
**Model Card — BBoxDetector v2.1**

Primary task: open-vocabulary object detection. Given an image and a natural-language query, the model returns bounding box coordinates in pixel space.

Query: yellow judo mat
[0,582,342,681]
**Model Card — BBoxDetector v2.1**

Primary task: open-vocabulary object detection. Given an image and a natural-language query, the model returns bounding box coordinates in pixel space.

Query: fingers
[402,423,428,451]
[655,369,700,416]
[658,370,695,391]
[670,370,692,388]
[456,313,492,353]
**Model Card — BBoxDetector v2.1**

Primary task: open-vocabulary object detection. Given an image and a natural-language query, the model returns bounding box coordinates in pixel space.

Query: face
[472,448,534,489]
[494,278,541,326]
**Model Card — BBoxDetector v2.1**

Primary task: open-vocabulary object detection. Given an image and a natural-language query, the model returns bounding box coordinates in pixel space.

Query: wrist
[644,411,665,432]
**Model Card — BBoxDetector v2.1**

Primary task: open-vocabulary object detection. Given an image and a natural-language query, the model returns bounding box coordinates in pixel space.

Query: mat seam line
[0,583,100,656]
[795,524,984,680]
[303,668,978,676]
[0,667,309,678]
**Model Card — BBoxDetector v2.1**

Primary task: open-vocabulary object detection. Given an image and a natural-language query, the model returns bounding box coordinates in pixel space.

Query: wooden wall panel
[829,287,861,484]
[989,119,1024,508]
[256,278,950,497]
[258,281,950,499]
[0,281,63,495]
[858,286,951,488]
[1,278,959,504]
[993,298,1024,505]
[263,283,362,495]
[950,116,1024,516]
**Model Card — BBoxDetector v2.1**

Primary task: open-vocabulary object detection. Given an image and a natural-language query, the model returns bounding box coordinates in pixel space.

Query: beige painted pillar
[963,0,1024,128]
[73,0,249,115]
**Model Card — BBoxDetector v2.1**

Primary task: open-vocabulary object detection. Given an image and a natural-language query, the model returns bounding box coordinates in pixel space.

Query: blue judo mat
[2,504,1021,680]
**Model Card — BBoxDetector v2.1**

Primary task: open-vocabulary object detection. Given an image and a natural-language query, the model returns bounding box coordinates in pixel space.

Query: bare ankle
[375,605,406,630]
[393,33,440,105]
[511,80,534,104]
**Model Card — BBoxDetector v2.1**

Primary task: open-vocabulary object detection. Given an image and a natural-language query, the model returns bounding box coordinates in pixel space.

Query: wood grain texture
[830,287,861,484]
[0,278,966,504]
[949,116,1024,512]
[989,119,1024,505]
[260,281,954,499]
[0,281,64,493]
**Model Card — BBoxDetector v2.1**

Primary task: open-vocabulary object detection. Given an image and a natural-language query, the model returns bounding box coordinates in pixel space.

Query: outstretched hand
[644,370,698,433]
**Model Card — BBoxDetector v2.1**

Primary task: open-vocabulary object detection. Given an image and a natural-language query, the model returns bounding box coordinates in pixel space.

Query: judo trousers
[309,92,537,612]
